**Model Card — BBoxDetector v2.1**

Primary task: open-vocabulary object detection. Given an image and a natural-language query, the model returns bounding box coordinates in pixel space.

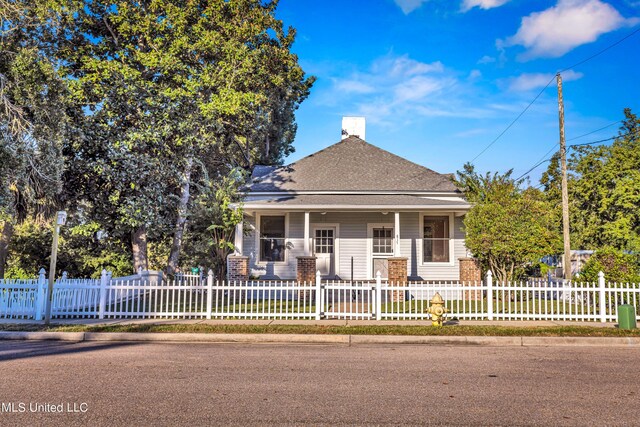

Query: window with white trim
[372,227,394,255]
[423,216,450,263]
[259,215,285,262]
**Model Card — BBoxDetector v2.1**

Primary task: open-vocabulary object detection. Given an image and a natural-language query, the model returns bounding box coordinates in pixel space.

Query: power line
[567,120,621,142]
[559,26,640,73]
[514,128,640,181]
[469,26,640,163]
[470,76,555,163]
[514,157,552,181]
[569,128,640,148]
[515,120,622,180]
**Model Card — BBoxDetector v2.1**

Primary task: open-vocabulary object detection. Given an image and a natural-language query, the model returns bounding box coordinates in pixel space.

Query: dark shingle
[248,136,459,192]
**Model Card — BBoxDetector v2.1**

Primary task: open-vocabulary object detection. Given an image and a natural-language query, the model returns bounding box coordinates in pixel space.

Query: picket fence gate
[1,270,639,323]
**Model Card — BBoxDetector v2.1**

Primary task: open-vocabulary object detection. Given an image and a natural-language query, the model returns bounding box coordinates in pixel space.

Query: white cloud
[477,55,496,64]
[394,75,453,102]
[394,0,429,14]
[504,0,639,60]
[322,54,497,124]
[468,69,482,80]
[461,0,511,12]
[506,70,583,91]
[333,80,375,94]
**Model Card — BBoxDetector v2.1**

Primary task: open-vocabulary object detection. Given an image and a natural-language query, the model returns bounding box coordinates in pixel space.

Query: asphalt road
[1,341,639,426]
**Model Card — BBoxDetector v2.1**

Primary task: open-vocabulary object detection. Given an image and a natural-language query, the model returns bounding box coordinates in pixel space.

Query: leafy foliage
[455,163,561,282]
[579,248,640,284]
[181,168,245,279]
[1,1,313,278]
[542,108,640,253]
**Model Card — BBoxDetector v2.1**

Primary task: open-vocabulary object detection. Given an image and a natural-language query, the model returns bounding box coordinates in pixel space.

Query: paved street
[1,341,639,426]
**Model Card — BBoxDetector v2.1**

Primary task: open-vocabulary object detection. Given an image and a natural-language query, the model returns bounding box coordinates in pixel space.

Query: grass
[1,323,639,337]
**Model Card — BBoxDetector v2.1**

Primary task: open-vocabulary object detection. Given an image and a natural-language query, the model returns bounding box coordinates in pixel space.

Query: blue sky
[275,0,640,184]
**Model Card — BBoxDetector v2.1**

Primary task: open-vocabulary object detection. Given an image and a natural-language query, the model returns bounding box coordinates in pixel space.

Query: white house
[231,118,471,281]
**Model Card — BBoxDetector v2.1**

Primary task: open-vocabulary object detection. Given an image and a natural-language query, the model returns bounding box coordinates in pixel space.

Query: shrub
[580,248,640,283]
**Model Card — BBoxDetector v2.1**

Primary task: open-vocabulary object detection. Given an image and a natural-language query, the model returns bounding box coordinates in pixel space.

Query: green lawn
[382,298,637,317]
[1,323,639,337]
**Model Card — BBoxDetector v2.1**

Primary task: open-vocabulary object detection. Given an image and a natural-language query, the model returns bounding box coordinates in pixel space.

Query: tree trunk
[0,221,14,279]
[166,154,194,275]
[131,226,148,273]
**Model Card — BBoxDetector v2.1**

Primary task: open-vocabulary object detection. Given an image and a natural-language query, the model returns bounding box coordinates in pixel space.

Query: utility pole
[44,211,66,324]
[556,73,572,281]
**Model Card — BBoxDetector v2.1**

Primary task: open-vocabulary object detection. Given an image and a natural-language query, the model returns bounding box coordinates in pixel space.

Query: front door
[314,227,335,277]
[371,226,394,279]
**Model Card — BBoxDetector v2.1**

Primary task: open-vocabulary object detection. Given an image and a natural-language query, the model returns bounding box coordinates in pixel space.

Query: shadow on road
[0,341,141,362]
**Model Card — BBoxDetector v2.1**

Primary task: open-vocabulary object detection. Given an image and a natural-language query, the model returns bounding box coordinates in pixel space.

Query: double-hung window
[423,216,450,263]
[259,215,285,262]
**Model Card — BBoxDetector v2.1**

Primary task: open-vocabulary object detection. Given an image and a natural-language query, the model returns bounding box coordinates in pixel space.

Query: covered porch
[231,194,470,282]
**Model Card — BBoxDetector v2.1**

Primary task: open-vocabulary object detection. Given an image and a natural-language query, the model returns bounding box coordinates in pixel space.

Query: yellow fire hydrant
[427,292,448,327]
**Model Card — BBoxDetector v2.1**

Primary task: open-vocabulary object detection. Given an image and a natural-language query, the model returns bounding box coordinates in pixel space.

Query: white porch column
[304,211,310,256]
[394,212,401,256]
[234,219,243,255]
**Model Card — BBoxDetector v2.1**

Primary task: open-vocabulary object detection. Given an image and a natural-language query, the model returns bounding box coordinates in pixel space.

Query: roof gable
[248,136,459,193]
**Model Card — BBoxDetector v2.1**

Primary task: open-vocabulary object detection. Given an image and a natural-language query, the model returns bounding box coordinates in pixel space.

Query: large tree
[60,0,313,273]
[455,163,560,282]
[541,108,640,252]
[2,0,313,277]
[0,0,75,277]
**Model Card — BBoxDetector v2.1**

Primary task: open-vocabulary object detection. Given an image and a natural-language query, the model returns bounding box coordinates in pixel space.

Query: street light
[44,211,66,324]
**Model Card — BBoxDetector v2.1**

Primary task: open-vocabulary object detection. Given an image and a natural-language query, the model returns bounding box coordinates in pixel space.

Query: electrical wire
[559,26,640,73]
[470,76,555,163]
[514,128,640,181]
[515,120,622,180]
[469,26,640,163]
[569,128,640,148]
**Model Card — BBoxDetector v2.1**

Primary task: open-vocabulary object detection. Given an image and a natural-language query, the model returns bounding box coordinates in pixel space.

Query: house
[229,117,473,282]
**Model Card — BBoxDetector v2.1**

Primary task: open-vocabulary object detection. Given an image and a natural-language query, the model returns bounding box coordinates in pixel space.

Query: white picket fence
[1,270,638,322]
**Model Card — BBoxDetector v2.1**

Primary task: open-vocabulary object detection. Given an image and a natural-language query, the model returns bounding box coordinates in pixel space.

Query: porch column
[459,257,482,301]
[394,212,401,256]
[304,211,310,256]
[234,219,243,255]
[388,257,408,302]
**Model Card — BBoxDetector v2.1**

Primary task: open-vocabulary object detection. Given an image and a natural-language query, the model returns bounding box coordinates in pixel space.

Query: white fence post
[315,270,321,320]
[206,269,214,320]
[35,268,46,321]
[98,269,108,320]
[598,271,606,323]
[375,271,382,321]
[486,271,494,321]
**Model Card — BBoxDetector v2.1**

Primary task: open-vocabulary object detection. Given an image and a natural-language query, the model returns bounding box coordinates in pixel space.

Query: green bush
[580,248,640,283]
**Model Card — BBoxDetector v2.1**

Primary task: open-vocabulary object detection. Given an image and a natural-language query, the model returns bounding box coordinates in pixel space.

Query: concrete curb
[521,336,640,347]
[0,331,85,341]
[83,332,350,344]
[350,335,523,346]
[1,331,640,346]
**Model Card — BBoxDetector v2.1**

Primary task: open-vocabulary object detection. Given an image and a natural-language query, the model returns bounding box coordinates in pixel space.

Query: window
[372,228,393,255]
[423,216,450,263]
[259,216,285,262]
[314,229,334,254]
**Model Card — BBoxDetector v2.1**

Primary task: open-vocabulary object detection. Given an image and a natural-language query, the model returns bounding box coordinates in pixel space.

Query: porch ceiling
[242,194,470,211]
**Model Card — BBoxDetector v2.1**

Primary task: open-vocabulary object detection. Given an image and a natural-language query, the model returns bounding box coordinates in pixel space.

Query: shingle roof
[247,136,459,193]
[243,194,470,209]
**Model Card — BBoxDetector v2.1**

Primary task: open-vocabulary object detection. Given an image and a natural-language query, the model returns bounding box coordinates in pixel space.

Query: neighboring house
[231,118,471,281]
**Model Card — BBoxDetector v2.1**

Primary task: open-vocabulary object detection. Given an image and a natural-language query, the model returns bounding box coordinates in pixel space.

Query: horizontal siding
[241,211,467,281]
[316,212,391,280]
